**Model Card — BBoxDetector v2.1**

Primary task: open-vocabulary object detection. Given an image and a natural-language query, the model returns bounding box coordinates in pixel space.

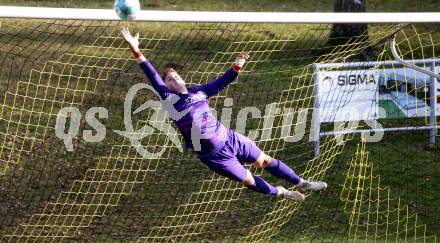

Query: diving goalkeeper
[121,27,327,201]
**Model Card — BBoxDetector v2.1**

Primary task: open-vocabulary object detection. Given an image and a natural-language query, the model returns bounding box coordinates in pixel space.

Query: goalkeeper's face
[164,70,186,93]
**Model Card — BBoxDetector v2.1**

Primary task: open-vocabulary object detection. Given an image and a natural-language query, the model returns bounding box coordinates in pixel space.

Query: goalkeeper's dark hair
[162,67,175,81]
[161,63,185,81]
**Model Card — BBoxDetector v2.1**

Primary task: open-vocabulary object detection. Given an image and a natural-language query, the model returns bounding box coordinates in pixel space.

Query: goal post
[1,6,440,23]
[0,7,439,242]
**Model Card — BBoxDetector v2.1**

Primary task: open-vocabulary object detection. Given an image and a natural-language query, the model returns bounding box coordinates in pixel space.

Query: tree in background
[329,0,375,60]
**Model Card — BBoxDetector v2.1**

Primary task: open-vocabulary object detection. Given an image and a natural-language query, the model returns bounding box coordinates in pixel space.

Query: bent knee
[253,153,273,169]
[242,170,255,186]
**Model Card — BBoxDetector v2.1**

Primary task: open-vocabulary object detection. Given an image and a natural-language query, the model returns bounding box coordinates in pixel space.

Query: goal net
[0,8,438,242]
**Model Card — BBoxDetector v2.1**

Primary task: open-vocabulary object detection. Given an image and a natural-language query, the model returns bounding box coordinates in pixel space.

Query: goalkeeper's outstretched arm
[190,52,250,97]
[121,27,171,99]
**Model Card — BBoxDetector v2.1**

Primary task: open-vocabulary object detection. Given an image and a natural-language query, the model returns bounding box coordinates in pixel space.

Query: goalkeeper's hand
[121,26,140,53]
[233,52,250,71]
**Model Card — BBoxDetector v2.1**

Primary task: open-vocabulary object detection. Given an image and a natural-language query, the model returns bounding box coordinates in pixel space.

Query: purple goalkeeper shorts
[198,129,262,182]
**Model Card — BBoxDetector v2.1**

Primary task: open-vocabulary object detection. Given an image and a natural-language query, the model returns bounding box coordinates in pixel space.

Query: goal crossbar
[1,6,440,23]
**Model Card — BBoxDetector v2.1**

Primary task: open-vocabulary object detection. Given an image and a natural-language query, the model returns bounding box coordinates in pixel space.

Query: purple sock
[247,176,278,196]
[265,159,301,185]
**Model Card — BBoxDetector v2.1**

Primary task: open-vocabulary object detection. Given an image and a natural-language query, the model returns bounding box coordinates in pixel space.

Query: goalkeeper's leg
[242,170,305,202]
[229,130,327,192]
[254,153,327,192]
[199,155,304,201]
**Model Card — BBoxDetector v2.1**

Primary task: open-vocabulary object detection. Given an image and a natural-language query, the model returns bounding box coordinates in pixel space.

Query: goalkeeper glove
[232,52,250,72]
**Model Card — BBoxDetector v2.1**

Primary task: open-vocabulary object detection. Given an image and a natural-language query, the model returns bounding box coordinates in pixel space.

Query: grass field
[0,1,439,242]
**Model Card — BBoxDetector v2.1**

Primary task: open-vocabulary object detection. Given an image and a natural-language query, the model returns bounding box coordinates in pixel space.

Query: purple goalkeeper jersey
[138,57,238,156]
